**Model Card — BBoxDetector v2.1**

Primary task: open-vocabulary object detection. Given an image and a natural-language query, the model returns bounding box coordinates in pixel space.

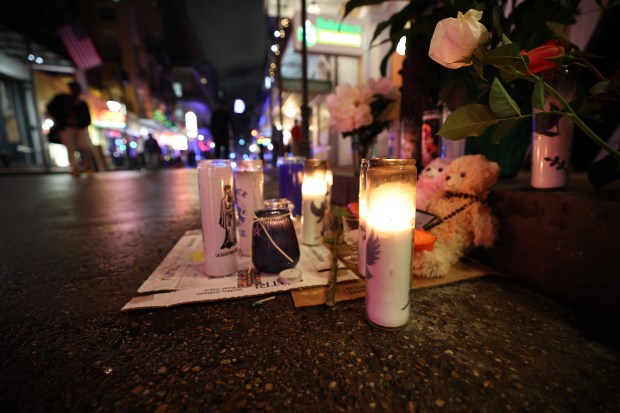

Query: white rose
[428,9,489,69]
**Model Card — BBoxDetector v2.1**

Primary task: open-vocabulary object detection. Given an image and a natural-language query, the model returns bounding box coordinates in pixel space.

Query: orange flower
[521,40,566,75]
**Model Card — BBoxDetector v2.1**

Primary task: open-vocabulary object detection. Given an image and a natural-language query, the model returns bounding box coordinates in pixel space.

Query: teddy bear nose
[446,176,451,180]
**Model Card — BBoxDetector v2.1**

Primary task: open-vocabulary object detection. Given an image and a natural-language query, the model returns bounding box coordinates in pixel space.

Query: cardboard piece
[290,245,493,308]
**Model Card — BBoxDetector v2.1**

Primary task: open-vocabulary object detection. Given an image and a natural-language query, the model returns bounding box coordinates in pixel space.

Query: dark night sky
[185,0,268,116]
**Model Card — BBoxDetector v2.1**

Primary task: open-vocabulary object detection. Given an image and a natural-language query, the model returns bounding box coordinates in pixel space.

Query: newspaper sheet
[122,229,358,311]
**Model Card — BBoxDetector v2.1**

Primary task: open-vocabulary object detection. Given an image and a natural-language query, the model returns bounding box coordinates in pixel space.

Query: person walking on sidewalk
[143,133,162,170]
[210,99,234,159]
[46,81,93,176]
[289,119,301,156]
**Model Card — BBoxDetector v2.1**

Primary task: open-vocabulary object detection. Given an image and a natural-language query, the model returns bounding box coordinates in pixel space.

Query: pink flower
[354,104,373,129]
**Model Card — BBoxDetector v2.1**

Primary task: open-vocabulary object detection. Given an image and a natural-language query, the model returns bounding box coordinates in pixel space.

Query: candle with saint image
[357,159,368,277]
[234,160,264,256]
[198,160,238,277]
[301,159,327,246]
[365,159,416,329]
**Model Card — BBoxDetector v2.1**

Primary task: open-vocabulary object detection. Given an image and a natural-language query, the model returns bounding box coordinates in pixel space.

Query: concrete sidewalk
[0,169,618,412]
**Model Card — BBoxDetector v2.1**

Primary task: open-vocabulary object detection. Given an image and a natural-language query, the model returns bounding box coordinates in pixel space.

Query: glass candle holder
[264,198,293,213]
[301,159,328,246]
[198,160,238,277]
[364,158,417,330]
[252,208,300,274]
[277,156,305,216]
[234,160,264,256]
[358,158,369,277]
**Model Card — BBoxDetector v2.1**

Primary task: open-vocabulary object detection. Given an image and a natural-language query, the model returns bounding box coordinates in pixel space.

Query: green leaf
[576,96,603,117]
[379,42,398,76]
[498,65,528,82]
[491,119,520,144]
[369,2,417,45]
[532,77,545,110]
[589,80,613,96]
[483,45,530,79]
[502,34,512,45]
[437,104,502,140]
[471,55,484,80]
[371,20,392,45]
[490,78,522,118]
[481,43,522,64]
[492,7,503,40]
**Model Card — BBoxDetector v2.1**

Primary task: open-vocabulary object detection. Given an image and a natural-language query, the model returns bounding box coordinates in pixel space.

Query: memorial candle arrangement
[357,159,368,277]
[198,160,238,277]
[301,159,328,246]
[364,159,416,329]
[234,160,264,256]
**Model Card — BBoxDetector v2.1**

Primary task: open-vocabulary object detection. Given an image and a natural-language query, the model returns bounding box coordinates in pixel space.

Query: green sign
[295,14,362,56]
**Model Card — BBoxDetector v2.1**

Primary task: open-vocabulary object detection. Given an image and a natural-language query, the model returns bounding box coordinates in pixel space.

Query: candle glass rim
[254,208,291,219]
[277,156,306,165]
[304,158,328,168]
[235,159,263,171]
[367,158,416,169]
[198,159,231,169]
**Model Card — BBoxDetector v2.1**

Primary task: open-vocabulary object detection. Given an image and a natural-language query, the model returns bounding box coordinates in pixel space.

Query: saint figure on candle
[219,184,237,249]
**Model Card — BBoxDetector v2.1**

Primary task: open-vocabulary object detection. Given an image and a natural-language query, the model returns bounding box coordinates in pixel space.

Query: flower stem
[543,82,620,161]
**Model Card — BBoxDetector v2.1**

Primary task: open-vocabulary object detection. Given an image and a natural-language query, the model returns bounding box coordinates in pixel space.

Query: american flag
[58,22,102,70]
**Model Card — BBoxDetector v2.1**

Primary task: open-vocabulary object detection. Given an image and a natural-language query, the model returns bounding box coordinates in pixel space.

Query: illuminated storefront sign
[159,133,188,151]
[92,108,126,129]
[185,111,197,138]
[294,13,362,56]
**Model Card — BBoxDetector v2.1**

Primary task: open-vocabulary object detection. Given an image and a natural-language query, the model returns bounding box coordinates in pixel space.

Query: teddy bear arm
[470,205,498,248]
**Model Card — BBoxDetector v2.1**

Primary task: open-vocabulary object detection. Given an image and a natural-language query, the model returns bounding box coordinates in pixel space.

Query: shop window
[0,78,33,167]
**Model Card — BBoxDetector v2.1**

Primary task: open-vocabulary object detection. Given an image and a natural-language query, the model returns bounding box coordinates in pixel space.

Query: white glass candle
[365,159,416,329]
[325,167,333,207]
[358,159,368,277]
[234,160,264,256]
[301,159,327,246]
[198,160,238,277]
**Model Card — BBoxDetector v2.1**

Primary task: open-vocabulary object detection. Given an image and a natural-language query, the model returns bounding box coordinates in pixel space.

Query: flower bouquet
[428,8,620,188]
[326,77,400,172]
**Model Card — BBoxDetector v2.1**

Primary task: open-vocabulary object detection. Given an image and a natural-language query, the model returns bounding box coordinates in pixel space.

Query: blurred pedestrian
[289,119,301,156]
[46,81,93,176]
[210,99,234,159]
[144,133,161,170]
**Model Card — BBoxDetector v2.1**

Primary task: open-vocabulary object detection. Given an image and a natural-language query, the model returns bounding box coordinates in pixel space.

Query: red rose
[521,40,566,75]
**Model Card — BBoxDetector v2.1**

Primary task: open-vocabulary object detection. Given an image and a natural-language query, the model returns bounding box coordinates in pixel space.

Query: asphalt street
[1,169,619,412]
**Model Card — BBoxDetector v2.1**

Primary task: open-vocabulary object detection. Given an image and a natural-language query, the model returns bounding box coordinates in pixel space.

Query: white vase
[531,66,575,190]
[531,119,573,189]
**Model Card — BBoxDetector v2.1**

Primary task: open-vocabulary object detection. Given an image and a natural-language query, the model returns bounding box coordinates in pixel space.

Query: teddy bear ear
[486,161,501,181]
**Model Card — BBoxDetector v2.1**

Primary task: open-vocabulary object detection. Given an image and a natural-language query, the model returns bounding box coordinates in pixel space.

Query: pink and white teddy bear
[416,158,451,211]
[414,155,500,278]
